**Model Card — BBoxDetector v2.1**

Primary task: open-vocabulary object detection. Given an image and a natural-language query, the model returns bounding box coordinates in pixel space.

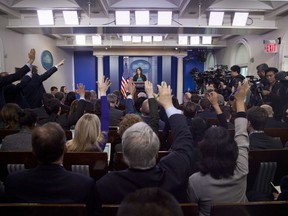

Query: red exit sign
[265,43,277,53]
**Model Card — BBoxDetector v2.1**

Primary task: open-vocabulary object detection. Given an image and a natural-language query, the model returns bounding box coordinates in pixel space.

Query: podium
[134,81,145,93]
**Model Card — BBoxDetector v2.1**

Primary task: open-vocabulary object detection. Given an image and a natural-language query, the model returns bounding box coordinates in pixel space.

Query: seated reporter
[66,77,111,151]
[5,122,95,208]
[188,80,250,216]
[95,81,195,206]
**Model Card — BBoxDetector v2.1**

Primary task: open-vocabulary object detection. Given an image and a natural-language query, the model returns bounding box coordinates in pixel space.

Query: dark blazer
[41,99,86,130]
[265,117,287,129]
[196,109,217,119]
[249,132,283,150]
[264,82,283,121]
[5,164,95,207]
[1,128,32,151]
[20,66,58,108]
[95,114,195,204]
[0,65,30,108]
[109,107,124,126]
[33,106,49,124]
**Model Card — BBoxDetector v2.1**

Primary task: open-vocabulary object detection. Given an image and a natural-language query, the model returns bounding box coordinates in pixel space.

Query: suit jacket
[20,66,58,108]
[95,114,195,204]
[265,117,287,129]
[109,107,124,126]
[33,106,49,123]
[0,65,30,108]
[41,99,86,130]
[1,128,32,151]
[5,164,95,207]
[196,109,217,119]
[249,132,283,150]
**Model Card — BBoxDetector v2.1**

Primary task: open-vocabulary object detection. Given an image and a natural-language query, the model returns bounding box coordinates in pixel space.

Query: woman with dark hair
[60,86,67,94]
[65,91,76,106]
[1,109,37,151]
[133,67,147,82]
[188,81,250,216]
[1,103,22,130]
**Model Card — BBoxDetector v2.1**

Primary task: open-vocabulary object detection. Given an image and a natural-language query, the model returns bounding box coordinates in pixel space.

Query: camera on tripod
[246,75,264,105]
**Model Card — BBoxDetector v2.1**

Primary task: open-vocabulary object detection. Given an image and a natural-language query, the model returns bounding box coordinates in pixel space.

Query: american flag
[120,58,131,99]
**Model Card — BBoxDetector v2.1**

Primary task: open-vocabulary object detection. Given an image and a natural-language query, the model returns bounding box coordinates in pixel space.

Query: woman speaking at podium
[133,67,147,82]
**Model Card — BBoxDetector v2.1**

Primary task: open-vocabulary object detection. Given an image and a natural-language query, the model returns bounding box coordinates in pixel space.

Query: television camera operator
[262,67,285,121]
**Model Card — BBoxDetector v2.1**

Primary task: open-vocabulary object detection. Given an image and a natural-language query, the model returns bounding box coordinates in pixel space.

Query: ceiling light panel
[115,11,130,25]
[132,36,142,43]
[190,36,200,45]
[76,35,86,45]
[37,10,54,25]
[143,36,152,43]
[135,11,150,25]
[202,36,212,45]
[232,12,249,26]
[208,12,224,26]
[158,11,172,25]
[63,11,79,25]
[178,35,188,45]
[92,35,102,45]
[122,35,132,42]
[153,36,163,42]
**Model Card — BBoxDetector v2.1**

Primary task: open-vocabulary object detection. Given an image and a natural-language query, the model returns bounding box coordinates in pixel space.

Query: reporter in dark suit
[5,122,95,208]
[107,93,123,126]
[247,106,283,150]
[19,59,64,108]
[0,49,35,108]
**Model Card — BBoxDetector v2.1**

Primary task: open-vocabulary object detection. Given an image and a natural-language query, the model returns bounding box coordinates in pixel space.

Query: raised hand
[234,80,250,101]
[76,83,85,98]
[207,91,218,106]
[144,80,154,98]
[97,76,111,97]
[234,80,250,112]
[157,81,173,109]
[27,49,35,65]
[125,78,136,96]
[56,59,65,68]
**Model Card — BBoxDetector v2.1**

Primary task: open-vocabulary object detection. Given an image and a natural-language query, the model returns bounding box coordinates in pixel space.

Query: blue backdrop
[73,51,204,98]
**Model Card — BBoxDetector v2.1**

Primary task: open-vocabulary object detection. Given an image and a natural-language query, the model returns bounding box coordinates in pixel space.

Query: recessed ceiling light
[143,36,152,43]
[92,35,102,45]
[132,36,142,43]
[190,36,200,45]
[63,11,79,25]
[158,11,172,25]
[178,35,188,45]
[232,12,249,26]
[75,35,86,45]
[37,10,54,25]
[135,11,150,25]
[202,36,212,45]
[153,36,163,42]
[122,35,132,42]
[115,11,130,25]
[208,12,224,26]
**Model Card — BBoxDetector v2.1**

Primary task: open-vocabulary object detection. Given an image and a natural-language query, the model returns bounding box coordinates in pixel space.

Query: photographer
[256,63,269,86]
[227,65,245,91]
[262,67,284,121]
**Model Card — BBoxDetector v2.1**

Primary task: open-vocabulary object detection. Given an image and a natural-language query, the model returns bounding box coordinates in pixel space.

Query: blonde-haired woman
[66,77,111,152]
[66,113,105,151]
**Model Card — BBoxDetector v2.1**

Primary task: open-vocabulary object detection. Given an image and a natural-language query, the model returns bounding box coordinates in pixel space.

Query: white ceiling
[0,0,287,50]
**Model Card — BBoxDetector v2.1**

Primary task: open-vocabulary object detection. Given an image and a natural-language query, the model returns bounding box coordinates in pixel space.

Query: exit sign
[265,43,277,53]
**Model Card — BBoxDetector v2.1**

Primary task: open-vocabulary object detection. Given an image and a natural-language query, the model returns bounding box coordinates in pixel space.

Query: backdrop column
[176,55,184,104]
[97,55,104,97]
